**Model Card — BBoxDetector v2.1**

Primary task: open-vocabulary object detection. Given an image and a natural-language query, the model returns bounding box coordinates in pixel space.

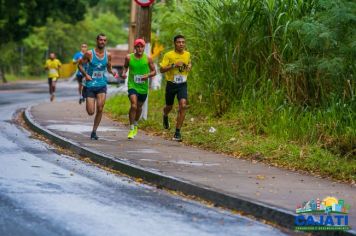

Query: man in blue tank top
[78,33,118,140]
[72,43,88,104]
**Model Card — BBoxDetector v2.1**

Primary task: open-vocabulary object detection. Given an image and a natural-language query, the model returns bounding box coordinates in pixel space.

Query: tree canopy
[0,0,129,79]
[0,0,95,43]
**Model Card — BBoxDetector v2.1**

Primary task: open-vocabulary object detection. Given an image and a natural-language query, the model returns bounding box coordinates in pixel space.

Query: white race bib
[92,71,104,79]
[49,69,57,74]
[134,75,145,84]
[173,74,187,84]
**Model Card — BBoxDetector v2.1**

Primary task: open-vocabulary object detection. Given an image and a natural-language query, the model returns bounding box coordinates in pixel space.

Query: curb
[24,106,355,236]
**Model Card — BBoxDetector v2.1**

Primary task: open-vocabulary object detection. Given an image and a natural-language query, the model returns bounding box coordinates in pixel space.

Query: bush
[153,0,356,155]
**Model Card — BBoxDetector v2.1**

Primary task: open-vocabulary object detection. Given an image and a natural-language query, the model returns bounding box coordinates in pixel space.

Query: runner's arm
[159,54,173,73]
[78,51,92,81]
[187,61,192,72]
[121,55,130,79]
[142,56,156,80]
[160,64,175,73]
[106,52,117,77]
[44,61,49,70]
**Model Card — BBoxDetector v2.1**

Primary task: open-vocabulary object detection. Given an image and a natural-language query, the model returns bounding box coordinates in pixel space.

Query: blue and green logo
[295,196,351,231]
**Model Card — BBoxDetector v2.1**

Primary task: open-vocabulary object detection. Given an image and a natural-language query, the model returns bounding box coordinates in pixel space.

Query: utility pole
[132,0,155,120]
[128,0,137,53]
[136,6,152,45]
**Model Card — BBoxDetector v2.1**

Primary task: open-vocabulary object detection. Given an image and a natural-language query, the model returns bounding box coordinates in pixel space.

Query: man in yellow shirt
[45,52,62,102]
[159,35,192,142]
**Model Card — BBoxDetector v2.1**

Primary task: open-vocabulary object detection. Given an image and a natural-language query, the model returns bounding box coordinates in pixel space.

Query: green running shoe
[127,129,135,139]
[133,126,138,137]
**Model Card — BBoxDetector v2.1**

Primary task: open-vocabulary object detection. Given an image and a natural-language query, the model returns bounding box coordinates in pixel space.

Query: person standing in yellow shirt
[159,35,192,142]
[45,52,62,102]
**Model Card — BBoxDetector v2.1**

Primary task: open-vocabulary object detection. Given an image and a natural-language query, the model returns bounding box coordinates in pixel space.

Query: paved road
[0,81,287,236]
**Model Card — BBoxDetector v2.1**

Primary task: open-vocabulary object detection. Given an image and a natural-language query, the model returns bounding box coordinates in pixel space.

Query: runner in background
[44,52,62,102]
[73,43,88,104]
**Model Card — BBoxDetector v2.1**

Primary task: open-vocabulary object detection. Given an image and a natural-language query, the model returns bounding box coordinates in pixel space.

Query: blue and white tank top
[86,49,108,88]
[73,51,84,77]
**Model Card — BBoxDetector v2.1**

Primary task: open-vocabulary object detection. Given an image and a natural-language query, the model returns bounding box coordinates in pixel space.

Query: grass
[105,89,356,184]
[153,0,355,157]
[4,73,44,82]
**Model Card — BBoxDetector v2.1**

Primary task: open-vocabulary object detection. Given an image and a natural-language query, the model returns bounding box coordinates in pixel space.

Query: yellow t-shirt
[45,59,62,79]
[160,50,191,82]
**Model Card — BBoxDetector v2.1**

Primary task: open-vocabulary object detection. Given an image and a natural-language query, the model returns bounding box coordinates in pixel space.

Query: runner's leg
[77,75,83,104]
[50,79,56,101]
[86,97,95,116]
[78,80,82,96]
[52,80,56,94]
[48,78,52,95]
[135,101,144,122]
[92,92,106,133]
[163,84,175,129]
[163,105,173,116]
[129,94,138,126]
[176,98,187,129]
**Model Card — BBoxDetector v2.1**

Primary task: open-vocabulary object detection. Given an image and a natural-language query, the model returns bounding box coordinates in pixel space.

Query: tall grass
[153,0,356,155]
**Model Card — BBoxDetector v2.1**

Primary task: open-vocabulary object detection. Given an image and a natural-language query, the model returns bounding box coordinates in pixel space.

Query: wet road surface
[0,81,288,236]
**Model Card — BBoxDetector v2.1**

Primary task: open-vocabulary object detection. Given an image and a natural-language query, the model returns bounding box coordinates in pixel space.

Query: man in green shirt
[122,39,156,139]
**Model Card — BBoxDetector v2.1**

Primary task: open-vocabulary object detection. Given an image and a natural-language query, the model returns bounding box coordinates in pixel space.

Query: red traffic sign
[134,0,155,7]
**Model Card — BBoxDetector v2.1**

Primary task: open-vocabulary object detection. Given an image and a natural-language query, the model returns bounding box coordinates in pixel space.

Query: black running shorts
[128,89,148,103]
[85,86,107,98]
[165,81,188,106]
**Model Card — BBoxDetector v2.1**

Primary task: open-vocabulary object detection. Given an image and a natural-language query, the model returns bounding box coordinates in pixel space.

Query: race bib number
[49,69,57,74]
[174,74,187,84]
[92,71,104,79]
[134,75,145,84]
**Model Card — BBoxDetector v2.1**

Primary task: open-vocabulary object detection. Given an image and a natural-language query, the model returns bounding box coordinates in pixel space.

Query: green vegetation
[5,74,43,82]
[0,0,130,82]
[105,90,356,182]
[0,0,90,82]
[105,0,355,183]
[150,1,355,158]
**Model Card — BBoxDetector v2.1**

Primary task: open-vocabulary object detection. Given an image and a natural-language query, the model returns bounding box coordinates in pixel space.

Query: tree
[0,0,94,82]
[21,11,128,75]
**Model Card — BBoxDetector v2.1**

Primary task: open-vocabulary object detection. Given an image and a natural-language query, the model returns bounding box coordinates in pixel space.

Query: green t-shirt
[128,53,150,94]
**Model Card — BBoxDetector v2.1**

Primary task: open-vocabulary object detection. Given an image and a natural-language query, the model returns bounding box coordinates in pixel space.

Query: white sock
[130,124,134,130]
[134,121,138,126]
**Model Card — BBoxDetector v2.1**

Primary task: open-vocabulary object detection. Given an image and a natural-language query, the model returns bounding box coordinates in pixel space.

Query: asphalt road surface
[0,81,288,236]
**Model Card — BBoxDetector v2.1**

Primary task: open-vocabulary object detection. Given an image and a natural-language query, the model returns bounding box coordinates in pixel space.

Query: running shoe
[163,115,170,129]
[172,132,182,142]
[50,94,55,102]
[90,131,99,140]
[127,129,135,139]
[133,126,138,137]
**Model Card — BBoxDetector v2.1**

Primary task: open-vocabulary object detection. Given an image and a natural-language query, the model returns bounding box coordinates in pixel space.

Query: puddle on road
[170,160,220,167]
[46,124,124,134]
[98,138,117,142]
[139,159,220,167]
[126,149,160,154]
[47,120,90,124]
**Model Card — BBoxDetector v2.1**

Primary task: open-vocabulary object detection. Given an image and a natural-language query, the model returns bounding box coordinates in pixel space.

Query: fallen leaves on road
[256,175,266,180]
